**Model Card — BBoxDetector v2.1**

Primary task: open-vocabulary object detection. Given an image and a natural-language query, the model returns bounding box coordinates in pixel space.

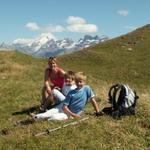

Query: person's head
[48,56,57,69]
[65,71,75,86]
[75,72,87,89]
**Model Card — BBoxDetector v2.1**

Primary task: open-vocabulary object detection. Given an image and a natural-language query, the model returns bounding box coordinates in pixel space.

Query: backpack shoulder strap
[108,84,123,110]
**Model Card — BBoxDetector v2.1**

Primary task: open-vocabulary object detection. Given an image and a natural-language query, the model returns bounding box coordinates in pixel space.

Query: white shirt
[62,83,77,96]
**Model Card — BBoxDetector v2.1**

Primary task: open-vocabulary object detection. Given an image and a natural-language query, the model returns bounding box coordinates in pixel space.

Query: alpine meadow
[0,24,150,150]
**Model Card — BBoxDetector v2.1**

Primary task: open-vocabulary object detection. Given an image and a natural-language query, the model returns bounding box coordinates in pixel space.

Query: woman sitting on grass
[40,56,66,111]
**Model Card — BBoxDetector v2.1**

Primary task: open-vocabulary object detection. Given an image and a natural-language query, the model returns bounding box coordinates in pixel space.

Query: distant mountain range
[0,35,108,57]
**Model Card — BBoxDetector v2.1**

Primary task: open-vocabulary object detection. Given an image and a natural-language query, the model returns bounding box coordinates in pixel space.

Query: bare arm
[90,97,100,113]
[63,105,81,119]
[59,68,66,77]
[44,69,52,94]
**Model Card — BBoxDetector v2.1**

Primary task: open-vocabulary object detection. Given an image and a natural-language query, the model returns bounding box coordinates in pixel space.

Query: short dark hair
[65,71,75,80]
[48,56,57,62]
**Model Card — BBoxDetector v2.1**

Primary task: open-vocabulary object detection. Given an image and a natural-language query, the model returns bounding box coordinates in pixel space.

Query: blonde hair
[75,72,87,81]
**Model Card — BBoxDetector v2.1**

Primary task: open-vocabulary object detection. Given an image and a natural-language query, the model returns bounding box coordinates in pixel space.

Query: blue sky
[0,0,149,43]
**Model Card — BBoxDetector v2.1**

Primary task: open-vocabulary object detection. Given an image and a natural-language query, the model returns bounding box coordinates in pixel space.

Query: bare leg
[40,86,54,111]
[41,86,48,106]
[43,94,55,110]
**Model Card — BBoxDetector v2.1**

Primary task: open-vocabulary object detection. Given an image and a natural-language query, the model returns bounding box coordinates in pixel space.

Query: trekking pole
[34,117,89,137]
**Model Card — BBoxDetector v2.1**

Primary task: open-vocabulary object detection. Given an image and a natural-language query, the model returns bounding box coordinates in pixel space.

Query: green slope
[0,25,150,150]
[59,24,150,89]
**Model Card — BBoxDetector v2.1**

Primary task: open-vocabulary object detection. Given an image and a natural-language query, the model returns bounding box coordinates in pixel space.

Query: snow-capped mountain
[0,35,108,57]
[0,42,13,50]
[75,35,107,49]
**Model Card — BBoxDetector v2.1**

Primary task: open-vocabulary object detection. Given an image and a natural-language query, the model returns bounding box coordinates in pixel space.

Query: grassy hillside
[60,24,150,90]
[0,25,150,150]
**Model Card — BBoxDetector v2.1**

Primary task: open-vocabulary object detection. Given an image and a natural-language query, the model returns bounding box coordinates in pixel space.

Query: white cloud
[124,25,137,30]
[67,24,97,33]
[66,16,98,33]
[117,10,129,16]
[25,22,40,31]
[25,16,98,35]
[45,25,65,32]
[67,16,86,25]
[26,22,65,33]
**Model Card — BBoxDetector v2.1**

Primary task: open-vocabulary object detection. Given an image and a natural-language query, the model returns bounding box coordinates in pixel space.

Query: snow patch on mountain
[0,35,108,57]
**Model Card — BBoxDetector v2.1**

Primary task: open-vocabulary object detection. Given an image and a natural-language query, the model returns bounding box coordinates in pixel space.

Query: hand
[73,114,81,119]
[54,86,61,91]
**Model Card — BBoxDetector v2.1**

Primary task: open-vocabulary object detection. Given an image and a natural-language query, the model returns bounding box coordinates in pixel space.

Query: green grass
[0,24,150,150]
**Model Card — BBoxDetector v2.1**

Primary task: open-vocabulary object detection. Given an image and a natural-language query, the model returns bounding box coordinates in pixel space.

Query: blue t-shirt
[63,85,94,114]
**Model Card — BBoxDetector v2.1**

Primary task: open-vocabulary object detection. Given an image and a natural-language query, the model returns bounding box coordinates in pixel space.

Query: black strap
[108,84,125,110]
[132,90,139,107]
